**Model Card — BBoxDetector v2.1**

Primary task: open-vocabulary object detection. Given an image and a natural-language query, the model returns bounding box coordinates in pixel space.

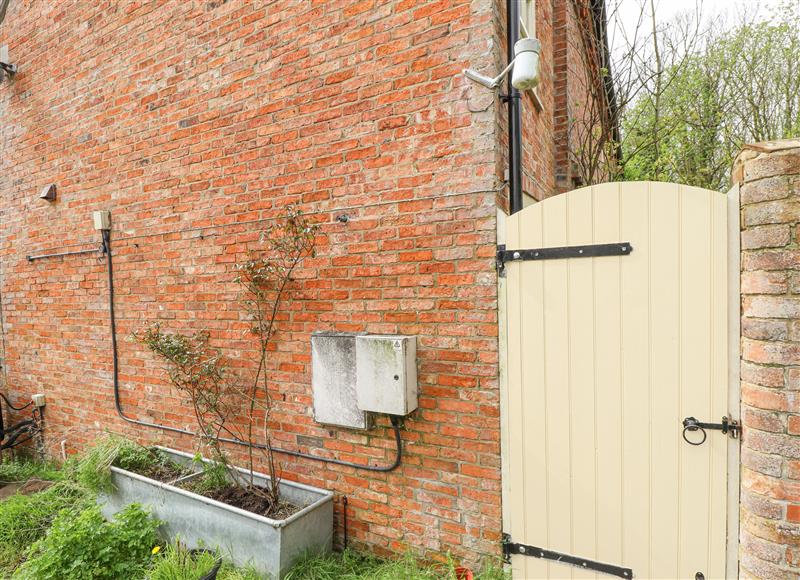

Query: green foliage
[147,543,261,580]
[0,481,90,574]
[0,458,62,483]
[622,4,800,190]
[13,503,160,580]
[283,550,509,580]
[70,435,131,492]
[0,441,265,579]
[133,325,235,474]
[134,326,227,409]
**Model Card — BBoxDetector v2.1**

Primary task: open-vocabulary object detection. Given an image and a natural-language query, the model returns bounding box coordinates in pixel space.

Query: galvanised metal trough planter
[98,447,333,579]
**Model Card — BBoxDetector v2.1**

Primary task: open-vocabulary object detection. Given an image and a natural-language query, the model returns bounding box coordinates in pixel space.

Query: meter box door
[311,332,371,430]
[355,335,417,416]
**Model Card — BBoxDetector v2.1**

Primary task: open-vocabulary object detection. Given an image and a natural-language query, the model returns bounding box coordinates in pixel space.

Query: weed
[13,503,160,579]
[183,456,230,495]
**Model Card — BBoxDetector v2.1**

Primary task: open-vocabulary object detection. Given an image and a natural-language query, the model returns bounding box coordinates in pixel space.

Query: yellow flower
[151,546,161,555]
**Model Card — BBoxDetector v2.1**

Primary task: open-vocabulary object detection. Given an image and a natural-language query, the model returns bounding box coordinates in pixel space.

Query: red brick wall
[0,0,605,565]
[734,142,800,579]
[553,0,606,193]
[552,0,572,192]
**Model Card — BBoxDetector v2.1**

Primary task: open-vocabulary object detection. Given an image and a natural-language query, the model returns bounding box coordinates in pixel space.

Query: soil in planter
[207,484,300,520]
[133,461,192,483]
[181,476,301,520]
[114,450,192,483]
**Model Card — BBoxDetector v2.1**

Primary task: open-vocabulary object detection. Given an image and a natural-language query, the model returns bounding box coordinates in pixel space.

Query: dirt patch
[133,462,191,483]
[0,479,53,500]
[115,451,193,483]
[203,484,300,520]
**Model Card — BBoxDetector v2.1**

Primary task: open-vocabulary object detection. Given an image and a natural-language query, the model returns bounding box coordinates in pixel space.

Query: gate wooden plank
[505,207,527,580]
[619,182,651,577]
[542,193,573,579]
[649,182,681,579]
[708,190,729,580]
[518,202,549,580]
[566,187,598,579]
[592,183,623,569]
[678,186,713,577]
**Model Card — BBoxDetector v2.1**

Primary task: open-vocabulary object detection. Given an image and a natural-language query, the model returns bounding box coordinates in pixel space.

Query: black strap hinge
[503,534,633,578]
[497,242,632,274]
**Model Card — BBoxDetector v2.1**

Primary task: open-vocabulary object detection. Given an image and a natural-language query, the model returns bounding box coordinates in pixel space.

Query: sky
[610,0,790,54]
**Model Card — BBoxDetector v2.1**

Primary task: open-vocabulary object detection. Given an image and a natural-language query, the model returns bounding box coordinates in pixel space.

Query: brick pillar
[734,140,800,579]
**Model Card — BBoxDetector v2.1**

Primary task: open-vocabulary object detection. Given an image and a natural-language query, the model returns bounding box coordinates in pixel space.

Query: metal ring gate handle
[682,417,707,446]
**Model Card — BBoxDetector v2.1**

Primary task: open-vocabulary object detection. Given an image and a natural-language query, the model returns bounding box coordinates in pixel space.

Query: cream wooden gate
[499,182,740,580]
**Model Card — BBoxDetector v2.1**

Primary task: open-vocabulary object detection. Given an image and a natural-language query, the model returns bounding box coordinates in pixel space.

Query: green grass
[283,550,509,580]
[148,542,262,580]
[70,434,187,493]
[0,458,62,484]
[0,480,90,574]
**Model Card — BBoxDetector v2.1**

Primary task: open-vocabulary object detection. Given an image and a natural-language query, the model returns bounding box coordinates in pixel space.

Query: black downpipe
[102,230,403,472]
[507,0,523,215]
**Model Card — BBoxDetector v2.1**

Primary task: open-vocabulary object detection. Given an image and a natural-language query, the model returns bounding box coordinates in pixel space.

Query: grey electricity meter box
[355,335,417,416]
[311,332,370,430]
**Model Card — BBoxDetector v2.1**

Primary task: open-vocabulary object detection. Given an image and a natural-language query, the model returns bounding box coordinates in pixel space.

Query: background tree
[621,1,800,190]
[566,0,706,185]
[572,0,800,191]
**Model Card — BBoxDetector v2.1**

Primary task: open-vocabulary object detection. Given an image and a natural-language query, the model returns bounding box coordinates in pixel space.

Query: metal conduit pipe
[27,247,102,262]
[101,230,403,472]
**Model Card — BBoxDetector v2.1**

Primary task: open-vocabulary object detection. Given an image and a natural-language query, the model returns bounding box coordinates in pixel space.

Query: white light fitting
[464,37,541,91]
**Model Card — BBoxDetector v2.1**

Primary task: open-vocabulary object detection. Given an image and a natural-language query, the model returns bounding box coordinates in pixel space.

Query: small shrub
[13,503,160,580]
[136,208,319,514]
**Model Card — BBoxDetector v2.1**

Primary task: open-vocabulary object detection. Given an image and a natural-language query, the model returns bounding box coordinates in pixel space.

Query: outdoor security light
[464,37,541,91]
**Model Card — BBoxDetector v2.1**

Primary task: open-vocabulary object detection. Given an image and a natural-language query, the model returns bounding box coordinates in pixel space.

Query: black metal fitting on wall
[0,393,42,451]
[342,496,349,550]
